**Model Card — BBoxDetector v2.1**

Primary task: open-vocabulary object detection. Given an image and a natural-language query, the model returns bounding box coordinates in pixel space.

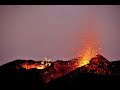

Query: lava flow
[21,57,51,70]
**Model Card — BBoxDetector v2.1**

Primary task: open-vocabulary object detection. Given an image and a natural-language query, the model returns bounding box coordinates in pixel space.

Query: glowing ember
[77,14,102,67]
[78,34,101,67]
[36,65,45,69]
[22,63,46,70]
[21,57,51,70]
[79,43,98,67]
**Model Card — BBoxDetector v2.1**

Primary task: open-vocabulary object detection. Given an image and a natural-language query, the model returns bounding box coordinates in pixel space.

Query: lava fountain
[78,39,101,67]
[78,14,102,67]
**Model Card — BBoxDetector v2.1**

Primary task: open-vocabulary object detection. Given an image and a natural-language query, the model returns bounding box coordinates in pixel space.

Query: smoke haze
[0,5,120,65]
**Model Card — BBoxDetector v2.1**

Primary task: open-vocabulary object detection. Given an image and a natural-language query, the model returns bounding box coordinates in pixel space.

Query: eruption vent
[78,14,101,67]
[78,38,101,67]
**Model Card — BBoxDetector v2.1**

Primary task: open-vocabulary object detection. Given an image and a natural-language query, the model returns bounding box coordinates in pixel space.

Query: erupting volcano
[78,39,101,67]
[0,45,120,90]
[0,24,119,89]
[1,5,120,90]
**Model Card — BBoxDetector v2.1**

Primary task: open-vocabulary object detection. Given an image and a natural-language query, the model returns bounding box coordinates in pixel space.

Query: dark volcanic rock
[39,60,77,83]
[0,55,120,90]
[79,54,111,75]
[110,60,120,75]
[46,55,120,89]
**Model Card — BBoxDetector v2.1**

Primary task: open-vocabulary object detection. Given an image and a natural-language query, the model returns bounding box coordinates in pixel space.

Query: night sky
[0,5,120,65]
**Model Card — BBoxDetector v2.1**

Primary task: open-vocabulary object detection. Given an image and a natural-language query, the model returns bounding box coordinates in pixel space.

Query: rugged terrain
[0,55,120,90]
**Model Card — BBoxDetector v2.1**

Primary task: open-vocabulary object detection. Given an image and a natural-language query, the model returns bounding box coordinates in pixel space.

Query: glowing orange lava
[21,57,51,70]
[78,13,102,67]
[77,30,101,67]
[22,63,46,70]
[78,40,101,67]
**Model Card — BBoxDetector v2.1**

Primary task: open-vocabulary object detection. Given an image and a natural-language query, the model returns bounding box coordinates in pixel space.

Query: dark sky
[0,5,120,65]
